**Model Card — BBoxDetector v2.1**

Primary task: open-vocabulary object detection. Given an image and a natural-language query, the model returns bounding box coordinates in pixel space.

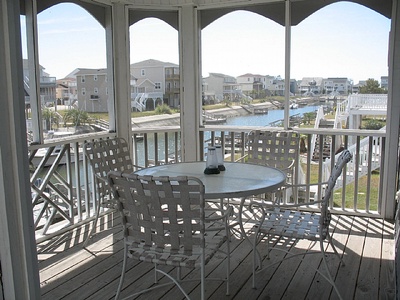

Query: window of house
[81,88,86,95]
[94,87,98,94]
[141,69,145,76]
[81,76,85,83]
[94,75,98,81]
[155,82,161,89]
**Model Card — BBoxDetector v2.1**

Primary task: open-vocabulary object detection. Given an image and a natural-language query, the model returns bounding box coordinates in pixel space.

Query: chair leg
[252,229,262,289]
[327,232,345,266]
[226,221,231,296]
[201,252,206,300]
[319,239,343,300]
[115,243,128,300]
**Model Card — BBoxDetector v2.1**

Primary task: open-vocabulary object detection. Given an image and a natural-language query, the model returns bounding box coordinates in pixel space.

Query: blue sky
[21,2,390,83]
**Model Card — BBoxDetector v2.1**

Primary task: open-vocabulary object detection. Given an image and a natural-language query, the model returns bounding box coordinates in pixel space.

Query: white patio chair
[83,137,140,247]
[251,149,352,300]
[246,129,300,203]
[108,172,232,300]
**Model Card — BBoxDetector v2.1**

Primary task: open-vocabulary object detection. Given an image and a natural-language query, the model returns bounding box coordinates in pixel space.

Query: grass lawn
[304,163,380,211]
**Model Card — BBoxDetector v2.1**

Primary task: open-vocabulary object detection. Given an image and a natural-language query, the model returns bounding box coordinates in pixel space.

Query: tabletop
[135,161,286,199]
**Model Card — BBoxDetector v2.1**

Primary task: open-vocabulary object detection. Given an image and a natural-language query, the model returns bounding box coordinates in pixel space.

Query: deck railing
[348,94,387,110]
[28,126,386,242]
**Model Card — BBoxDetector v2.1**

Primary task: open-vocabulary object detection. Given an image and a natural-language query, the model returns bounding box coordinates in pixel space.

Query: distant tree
[359,78,386,94]
[42,108,59,130]
[302,112,316,125]
[63,108,89,126]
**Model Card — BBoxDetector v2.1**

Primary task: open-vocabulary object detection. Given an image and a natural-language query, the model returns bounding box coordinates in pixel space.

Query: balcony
[28,124,389,236]
[27,125,394,299]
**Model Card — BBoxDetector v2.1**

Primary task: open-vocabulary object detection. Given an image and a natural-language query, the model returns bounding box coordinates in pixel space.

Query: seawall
[132,103,273,127]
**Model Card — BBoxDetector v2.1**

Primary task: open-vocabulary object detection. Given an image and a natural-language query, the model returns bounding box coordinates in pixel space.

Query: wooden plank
[39,214,120,284]
[282,214,348,299]
[38,215,395,300]
[324,216,367,299]
[41,231,123,298]
[379,219,395,299]
[258,238,315,299]
[354,218,382,299]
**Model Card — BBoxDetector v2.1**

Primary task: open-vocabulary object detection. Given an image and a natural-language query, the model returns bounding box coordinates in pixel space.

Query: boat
[289,102,299,109]
[254,108,268,114]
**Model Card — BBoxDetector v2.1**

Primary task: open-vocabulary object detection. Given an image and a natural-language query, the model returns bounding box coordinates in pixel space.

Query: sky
[20,2,391,83]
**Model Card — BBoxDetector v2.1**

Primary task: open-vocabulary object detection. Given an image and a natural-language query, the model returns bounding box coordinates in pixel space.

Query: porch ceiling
[19,0,392,29]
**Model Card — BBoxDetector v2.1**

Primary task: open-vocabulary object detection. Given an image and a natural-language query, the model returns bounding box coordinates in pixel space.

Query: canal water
[135,104,322,166]
[225,105,319,126]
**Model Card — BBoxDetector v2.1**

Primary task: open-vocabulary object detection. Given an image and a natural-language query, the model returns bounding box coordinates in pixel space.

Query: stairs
[312,119,335,161]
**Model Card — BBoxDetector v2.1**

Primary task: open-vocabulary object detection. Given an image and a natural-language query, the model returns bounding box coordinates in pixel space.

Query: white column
[382,0,400,219]
[179,5,201,162]
[24,0,43,144]
[283,0,291,129]
[109,4,132,147]
[0,0,41,298]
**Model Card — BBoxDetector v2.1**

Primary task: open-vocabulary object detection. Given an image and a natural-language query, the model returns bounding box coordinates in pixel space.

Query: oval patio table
[135,161,286,199]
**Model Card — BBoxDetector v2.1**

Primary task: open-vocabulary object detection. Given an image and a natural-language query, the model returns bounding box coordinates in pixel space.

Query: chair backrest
[247,130,300,177]
[108,172,205,255]
[320,149,352,234]
[84,137,134,200]
[323,149,353,202]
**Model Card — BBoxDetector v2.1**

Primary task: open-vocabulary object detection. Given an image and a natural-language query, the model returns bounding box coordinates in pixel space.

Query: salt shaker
[215,145,225,171]
[204,146,220,174]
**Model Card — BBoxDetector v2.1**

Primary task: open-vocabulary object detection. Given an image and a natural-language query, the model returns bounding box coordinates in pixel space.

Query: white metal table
[135,161,285,198]
[135,161,286,238]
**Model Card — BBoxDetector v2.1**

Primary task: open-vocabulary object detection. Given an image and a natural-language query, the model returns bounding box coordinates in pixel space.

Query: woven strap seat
[252,149,352,300]
[109,172,231,300]
[127,234,226,268]
[257,207,330,240]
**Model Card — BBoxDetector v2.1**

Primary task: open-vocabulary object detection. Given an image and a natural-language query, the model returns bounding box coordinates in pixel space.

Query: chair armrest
[250,199,325,210]
[205,206,234,232]
[250,181,329,210]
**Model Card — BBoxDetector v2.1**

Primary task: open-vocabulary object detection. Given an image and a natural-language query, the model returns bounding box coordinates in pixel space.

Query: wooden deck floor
[37,211,396,300]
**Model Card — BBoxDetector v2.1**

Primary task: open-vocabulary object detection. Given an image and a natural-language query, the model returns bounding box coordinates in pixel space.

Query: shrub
[155,104,172,115]
[364,119,385,130]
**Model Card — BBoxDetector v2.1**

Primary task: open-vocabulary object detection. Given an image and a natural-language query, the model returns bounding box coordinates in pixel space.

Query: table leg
[238,197,262,268]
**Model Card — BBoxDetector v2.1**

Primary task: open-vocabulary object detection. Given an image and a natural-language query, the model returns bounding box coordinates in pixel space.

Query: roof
[73,68,107,76]
[136,78,155,87]
[130,59,178,68]
[299,77,324,86]
[208,72,235,79]
[237,73,265,78]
